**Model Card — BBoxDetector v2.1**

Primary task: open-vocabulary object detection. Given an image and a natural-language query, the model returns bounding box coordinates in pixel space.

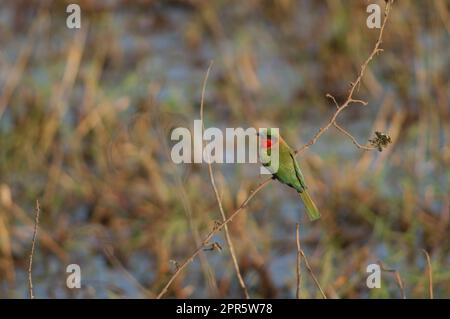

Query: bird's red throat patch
[261,138,273,149]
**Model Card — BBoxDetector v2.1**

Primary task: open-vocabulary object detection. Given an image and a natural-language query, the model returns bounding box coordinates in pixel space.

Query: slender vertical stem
[422,250,434,299]
[295,224,302,299]
[200,61,250,298]
[28,200,40,299]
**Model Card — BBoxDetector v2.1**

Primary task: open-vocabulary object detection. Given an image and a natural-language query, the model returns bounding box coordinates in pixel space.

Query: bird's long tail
[299,190,321,221]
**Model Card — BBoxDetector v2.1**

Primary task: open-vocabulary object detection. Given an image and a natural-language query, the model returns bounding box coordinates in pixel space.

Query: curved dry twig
[157,62,272,299]
[200,61,250,298]
[297,234,327,299]
[333,122,377,151]
[295,0,393,156]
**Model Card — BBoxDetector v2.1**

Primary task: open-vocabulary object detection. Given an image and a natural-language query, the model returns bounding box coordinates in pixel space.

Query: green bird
[258,128,321,221]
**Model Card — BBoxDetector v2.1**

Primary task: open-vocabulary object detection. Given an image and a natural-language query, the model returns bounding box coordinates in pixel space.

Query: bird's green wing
[289,152,306,191]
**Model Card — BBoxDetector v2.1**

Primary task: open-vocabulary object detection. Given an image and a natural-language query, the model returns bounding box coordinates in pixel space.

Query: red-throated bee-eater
[258,128,321,221]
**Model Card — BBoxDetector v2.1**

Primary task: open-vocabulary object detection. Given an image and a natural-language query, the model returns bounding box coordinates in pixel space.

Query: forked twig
[333,122,377,150]
[295,0,393,156]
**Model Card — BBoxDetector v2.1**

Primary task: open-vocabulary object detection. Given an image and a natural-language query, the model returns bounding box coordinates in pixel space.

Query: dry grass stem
[295,223,302,299]
[28,200,40,299]
[422,249,434,299]
[200,61,250,298]
[298,239,327,299]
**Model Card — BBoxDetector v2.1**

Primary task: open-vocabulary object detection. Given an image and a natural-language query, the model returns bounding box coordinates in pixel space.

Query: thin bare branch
[156,176,272,299]
[295,224,302,299]
[333,122,377,151]
[327,94,377,150]
[295,0,393,156]
[200,61,250,298]
[326,93,340,109]
[349,98,368,106]
[28,199,40,299]
[299,242,327,299]
[422,249,434,299]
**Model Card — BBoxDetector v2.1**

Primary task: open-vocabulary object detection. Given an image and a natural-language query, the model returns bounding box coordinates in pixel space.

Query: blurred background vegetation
[0,0,449,298]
